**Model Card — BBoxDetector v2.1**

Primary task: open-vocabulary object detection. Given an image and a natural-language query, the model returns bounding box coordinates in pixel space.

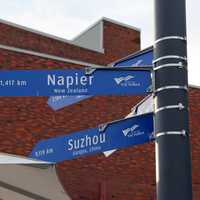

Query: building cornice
[0,44,104,68]
[0,18,104,53]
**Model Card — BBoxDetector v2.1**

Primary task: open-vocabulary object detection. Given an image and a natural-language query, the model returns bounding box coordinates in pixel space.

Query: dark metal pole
[154,0,193,200]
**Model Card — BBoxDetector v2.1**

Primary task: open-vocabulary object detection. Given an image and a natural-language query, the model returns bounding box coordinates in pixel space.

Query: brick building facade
[0,18,199,200]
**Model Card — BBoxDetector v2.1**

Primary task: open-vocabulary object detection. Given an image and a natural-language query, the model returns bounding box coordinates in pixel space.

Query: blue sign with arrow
[29,112,154,163]
[0,68,152,96]
[113,48,153,67]
[48,48,153,110]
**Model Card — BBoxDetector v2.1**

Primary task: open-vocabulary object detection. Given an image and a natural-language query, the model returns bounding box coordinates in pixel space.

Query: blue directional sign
[47,95,92,110]
[0,69,152,96]
[48,48,153,110]
[29,112,154,163]
[113,48,153,67]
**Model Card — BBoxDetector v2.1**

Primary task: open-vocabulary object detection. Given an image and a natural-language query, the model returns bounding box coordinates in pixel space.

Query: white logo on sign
[76,95,84,99]
[114,75,134,85]
[122,124,145,138]
[122,124,139,136]
[131,59,143,66]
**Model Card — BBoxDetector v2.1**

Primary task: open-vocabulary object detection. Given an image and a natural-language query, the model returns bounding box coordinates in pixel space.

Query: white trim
[189,84,200,89]
[102,17,141,32]
[0,44,104,68]
[0,153,51,164]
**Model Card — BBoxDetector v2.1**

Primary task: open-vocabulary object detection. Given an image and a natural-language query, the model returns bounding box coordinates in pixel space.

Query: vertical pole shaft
[154,0,193,200]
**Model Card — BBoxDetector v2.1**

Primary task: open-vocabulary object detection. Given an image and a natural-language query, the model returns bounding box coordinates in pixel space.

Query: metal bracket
[155,103,185,113]
[149,132,156,140]
[85,67,97,75]
[156,130,187,138]
[154,85,188,93]
[154,62,185,71]
[154,36,186,44]
[146,85,153,93]
[153,55,187,64]
[130,94,153,113]
[98,123,108,132]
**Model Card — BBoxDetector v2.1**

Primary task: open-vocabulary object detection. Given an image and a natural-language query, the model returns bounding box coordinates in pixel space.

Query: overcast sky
[0,0,199,86]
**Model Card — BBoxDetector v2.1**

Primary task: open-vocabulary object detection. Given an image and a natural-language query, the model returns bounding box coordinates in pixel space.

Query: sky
[0,0,199,86]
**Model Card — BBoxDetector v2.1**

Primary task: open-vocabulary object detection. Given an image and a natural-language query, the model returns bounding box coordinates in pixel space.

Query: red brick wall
[0,20,140,65]
[103,20,140,62]
[189,88,200,200]
[0,48,83,70]
[0,20,198,200]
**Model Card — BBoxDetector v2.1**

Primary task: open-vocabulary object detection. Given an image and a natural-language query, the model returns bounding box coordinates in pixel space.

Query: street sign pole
[154,0,193,200]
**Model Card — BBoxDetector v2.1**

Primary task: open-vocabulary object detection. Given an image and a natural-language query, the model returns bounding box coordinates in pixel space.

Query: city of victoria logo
[114,75,134,84]
[122,124,139,136]
[122,124,144,137]
[114,75,140,87]
[131,59,143,66]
